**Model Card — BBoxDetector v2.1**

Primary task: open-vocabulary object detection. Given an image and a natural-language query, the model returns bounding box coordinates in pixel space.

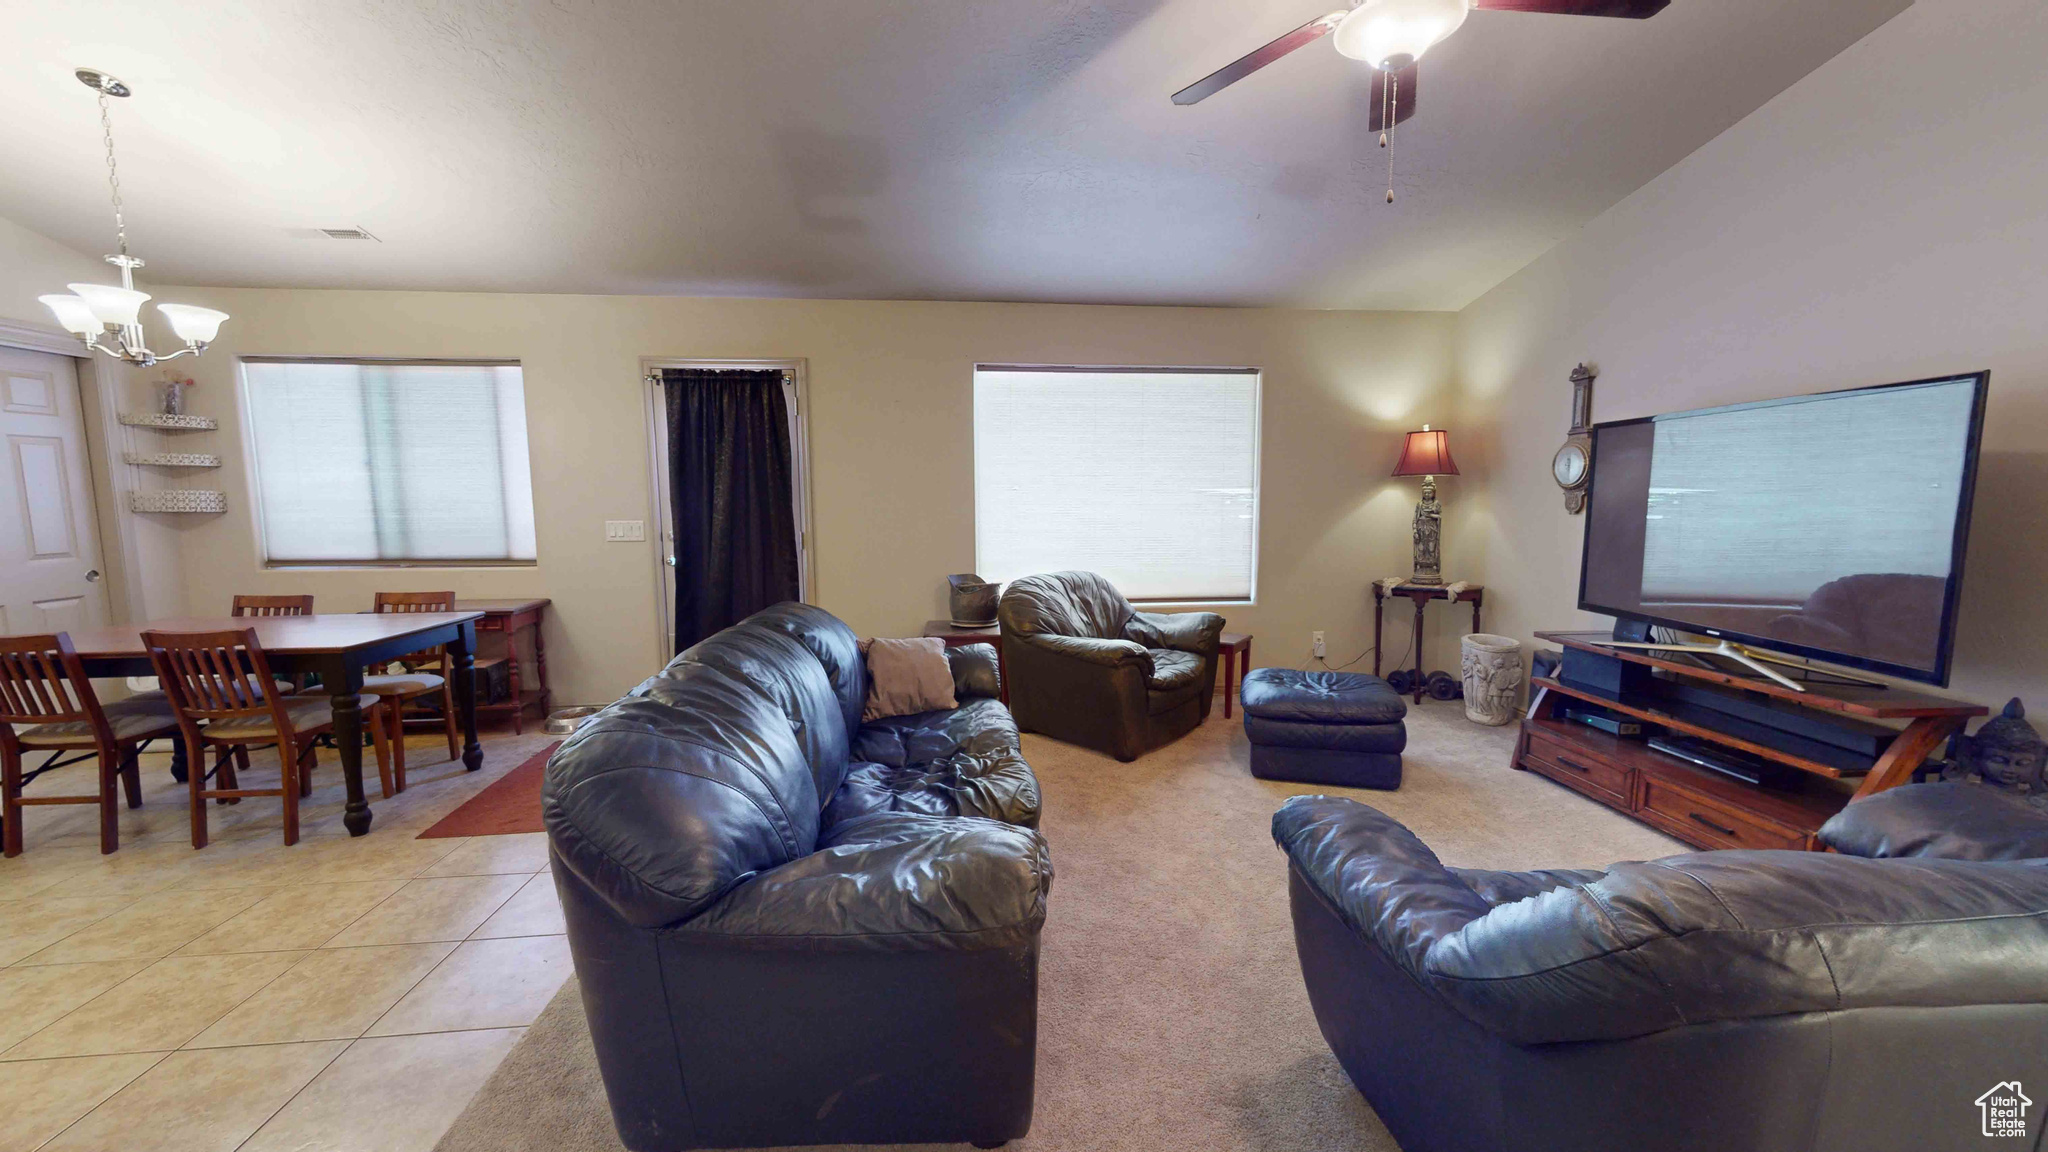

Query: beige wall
[141,289,1457,704]
[0,215,105,329]
[1454,0,2048,708]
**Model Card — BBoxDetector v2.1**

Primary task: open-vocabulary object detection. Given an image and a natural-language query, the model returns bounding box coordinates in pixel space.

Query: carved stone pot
[1460,634,1524,726]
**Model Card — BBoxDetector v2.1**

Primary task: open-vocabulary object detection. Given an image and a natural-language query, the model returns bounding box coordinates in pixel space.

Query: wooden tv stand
[1515,631,1988,852]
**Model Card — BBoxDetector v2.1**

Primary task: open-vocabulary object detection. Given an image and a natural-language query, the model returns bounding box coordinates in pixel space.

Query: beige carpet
[436,702,1682,1152]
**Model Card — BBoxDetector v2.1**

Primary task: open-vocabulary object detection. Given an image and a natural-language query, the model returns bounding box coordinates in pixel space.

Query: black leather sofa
[1275,795,2048,1152]
[544,603,1051,1151]
[998,570,1224,761]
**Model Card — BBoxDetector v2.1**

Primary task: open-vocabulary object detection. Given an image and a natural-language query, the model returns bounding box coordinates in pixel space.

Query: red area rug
[417,741,560,838]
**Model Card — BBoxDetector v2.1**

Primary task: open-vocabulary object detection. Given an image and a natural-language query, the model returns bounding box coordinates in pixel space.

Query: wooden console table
[1372,582,1483,704]
[457,599,551,733]
[1517,630,1987,852]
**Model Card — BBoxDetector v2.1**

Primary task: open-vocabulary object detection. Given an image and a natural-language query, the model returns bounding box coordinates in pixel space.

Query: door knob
[665,556,677,567]
[85,569,101,582]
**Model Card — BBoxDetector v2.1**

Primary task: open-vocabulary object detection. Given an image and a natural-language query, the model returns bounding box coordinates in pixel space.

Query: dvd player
[1646,735,1799,789]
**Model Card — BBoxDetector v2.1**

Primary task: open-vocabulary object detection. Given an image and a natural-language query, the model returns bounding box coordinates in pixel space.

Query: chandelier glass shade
[41,69,228,367]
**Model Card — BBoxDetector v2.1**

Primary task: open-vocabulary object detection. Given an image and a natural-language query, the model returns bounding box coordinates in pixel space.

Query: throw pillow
[860,637,959,722]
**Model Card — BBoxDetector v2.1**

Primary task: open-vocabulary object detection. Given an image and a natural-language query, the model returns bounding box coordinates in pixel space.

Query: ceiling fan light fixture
[1333,0,1471,70]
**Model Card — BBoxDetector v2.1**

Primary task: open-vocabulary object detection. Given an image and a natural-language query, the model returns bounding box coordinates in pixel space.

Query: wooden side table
[457,599,552,733]
[1217,633,1251,719]
[1372,583,1484,705]
[921,621,1008,704]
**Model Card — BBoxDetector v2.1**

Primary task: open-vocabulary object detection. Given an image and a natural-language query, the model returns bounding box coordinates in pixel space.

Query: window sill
[263,560,539,571]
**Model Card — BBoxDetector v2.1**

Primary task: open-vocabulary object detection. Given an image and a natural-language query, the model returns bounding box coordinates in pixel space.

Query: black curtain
[663,368,800,653]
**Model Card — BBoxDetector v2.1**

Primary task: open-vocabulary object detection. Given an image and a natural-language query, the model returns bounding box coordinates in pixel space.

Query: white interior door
[0,345,111,636]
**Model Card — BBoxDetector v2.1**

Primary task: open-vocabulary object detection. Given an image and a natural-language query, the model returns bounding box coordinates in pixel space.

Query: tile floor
[0,726,569,1152]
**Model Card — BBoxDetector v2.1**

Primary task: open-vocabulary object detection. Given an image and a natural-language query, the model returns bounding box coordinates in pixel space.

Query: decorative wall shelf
[120,411,217,431]
[123,451,222,469]
[120,402,226,515]
[129,489,227,514]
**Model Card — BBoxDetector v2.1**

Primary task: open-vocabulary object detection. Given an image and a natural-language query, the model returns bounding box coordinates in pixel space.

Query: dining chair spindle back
[231,594,316,617]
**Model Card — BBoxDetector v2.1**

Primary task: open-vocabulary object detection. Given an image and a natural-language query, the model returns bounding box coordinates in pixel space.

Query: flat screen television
[1579,371,1988,686]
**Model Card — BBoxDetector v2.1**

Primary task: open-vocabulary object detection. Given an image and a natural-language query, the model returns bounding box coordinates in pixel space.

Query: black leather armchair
[1275,796,2048,1152]
[997,571,1224,761]
[544,603,1050,1151]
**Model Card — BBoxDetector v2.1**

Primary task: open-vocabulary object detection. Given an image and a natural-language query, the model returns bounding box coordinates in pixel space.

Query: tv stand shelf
[1516,631,1987,851]
[1531,676,1851,779]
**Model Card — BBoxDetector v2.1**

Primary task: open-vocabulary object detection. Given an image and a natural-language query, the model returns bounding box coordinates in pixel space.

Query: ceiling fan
[1172,0,1670,200]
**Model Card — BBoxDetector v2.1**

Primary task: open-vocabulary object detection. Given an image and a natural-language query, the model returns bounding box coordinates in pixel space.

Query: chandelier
[39,69,228,367]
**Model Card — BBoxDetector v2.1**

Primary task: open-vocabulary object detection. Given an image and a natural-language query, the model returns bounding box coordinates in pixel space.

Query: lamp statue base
[1409,474,1443,586]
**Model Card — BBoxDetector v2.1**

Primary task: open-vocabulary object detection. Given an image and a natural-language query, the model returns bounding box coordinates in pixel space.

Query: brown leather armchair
[998,571,1225,761]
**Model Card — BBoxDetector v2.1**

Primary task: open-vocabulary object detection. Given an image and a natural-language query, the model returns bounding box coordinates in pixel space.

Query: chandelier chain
[97,89,128,256]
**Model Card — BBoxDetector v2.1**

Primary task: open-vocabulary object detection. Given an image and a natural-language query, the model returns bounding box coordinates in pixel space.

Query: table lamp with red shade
[1391,424,1458,586]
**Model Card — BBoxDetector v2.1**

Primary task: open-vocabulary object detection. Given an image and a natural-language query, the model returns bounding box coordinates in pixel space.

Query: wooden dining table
[51,611,485,837]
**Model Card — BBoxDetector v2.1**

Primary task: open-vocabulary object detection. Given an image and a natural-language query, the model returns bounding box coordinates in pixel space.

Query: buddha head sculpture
[1953,698,2046,796]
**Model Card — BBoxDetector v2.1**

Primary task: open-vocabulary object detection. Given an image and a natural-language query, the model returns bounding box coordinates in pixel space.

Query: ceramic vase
[1461,633,1524,726]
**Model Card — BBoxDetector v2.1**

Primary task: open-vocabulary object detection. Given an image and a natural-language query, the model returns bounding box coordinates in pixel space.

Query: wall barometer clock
[1554,363,1595,513]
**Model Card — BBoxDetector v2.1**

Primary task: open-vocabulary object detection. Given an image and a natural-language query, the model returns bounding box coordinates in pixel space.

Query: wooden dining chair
[1,634,178,857]
[142,628,390,848]
[231,594,316,617]
[230,594,317,695]
[125,595,312,710]
[362,591,463,793]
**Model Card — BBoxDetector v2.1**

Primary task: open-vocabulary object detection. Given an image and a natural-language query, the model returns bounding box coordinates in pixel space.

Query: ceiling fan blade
[1368,63,1418,131]
[1171,11,1348,105]
[1470,0,1669,16]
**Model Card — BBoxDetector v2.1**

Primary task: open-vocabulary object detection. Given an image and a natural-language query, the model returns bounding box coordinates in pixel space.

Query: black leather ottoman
[1241,669,1407,789]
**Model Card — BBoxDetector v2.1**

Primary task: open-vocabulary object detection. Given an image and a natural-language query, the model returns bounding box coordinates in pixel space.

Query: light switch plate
[605,519,646,542]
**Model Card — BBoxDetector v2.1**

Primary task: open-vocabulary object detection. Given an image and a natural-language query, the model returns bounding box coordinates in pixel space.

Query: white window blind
[973,367,1260,602]
[242,360,537,564]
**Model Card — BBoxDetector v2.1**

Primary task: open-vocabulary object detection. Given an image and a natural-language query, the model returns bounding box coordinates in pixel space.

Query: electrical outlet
[604,519,646,542]
[1312,631,1327,659]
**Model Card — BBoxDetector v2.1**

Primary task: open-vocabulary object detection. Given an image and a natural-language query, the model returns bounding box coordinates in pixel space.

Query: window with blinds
[973,366,1261,602]
[241,359,537,565]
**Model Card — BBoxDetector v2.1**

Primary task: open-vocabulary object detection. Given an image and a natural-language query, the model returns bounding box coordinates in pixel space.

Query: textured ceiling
[0,0,1909,309]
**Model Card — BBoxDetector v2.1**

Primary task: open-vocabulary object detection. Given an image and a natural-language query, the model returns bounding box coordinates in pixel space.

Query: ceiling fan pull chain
[1385,70,1397,204]
[1379,68,1390,150]
[1379,73,1389,150]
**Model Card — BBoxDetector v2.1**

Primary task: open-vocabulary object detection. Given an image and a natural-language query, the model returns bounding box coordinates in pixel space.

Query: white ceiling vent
[318,226,379,241]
